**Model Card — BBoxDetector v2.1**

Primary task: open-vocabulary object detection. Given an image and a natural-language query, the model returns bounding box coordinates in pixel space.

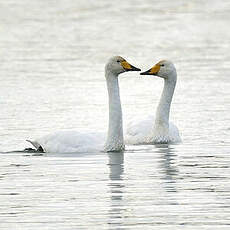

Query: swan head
[105,56,141,76]
[140,60,176,80]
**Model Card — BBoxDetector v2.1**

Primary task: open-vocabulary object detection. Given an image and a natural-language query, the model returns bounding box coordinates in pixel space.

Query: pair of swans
[27,56,181,153]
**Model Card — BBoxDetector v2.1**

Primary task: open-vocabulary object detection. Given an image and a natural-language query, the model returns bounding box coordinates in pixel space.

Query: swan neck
[155,75,176,129]
[104,71,124,152]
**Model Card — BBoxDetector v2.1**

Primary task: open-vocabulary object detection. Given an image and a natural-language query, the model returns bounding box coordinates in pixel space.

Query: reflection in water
[156,144,179,193]
[107,152,125,228]
[108,152,124,180]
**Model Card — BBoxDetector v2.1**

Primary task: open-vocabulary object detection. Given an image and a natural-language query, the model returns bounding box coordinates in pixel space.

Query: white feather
[26,56,139,153]
[126,115,181,144]
[125,60,181,145]
[33,131,105,153]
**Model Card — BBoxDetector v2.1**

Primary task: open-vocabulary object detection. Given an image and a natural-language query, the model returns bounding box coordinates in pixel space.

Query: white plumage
[27,56,140,153]
[126,116,181,144]
[126,60,181,145]
[27,131,105,153]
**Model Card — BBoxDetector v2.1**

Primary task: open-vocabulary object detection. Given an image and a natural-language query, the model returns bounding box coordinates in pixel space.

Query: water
[0,0,230,229]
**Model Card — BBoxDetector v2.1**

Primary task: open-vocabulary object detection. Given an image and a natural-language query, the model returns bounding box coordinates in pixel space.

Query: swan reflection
[107,152,125,228]
[156,144,179,193]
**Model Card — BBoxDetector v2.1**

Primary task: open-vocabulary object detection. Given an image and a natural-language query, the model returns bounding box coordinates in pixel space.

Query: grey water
[1,0,230,229]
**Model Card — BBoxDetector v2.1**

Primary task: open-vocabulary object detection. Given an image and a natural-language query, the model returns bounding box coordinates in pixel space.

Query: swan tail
[26,140,44,152]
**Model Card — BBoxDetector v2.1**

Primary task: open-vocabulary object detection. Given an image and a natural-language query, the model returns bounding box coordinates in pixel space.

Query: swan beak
[121,61,141,72]
[140,64,160,75]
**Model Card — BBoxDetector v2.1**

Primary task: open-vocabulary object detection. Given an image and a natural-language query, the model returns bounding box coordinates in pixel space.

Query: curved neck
[154,75,176,131]
[104,70,124,152]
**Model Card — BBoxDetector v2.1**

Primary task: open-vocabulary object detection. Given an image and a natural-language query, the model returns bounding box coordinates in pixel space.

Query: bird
[125,60,181,144]
[26,56,140,153]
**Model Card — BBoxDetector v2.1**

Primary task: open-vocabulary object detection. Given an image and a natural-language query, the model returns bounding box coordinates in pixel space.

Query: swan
[125,60,181,144]
[26,56,140,153]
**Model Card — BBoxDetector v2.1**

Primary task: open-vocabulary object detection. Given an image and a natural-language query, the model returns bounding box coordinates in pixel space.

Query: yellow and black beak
[121,60,141,72]
[140,64,160,75]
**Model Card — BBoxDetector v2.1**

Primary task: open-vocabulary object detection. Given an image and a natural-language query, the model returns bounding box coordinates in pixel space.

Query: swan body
[126,60,181,145]
[27,131,105,153]
[126,116,180,144]
[27,56,140,153]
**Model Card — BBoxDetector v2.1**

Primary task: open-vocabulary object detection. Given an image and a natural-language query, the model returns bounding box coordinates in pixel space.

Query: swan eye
[117,60,120,63]
[160,64,165,67]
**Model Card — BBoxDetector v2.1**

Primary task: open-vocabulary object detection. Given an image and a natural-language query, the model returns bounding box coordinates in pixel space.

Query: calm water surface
[0,0,230,229]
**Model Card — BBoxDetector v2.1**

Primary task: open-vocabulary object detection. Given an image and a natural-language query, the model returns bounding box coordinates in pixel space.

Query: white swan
[126,60,181,144]
[26,56,140,153]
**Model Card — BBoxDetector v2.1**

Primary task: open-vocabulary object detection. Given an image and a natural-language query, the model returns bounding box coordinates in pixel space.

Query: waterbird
[126,60,181,144]
[26,56,140,153]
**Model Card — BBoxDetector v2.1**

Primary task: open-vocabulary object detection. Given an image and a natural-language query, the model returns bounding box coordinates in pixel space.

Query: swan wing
[125,115,153,145]
[27,130,105,153]
[125,116,181,144]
